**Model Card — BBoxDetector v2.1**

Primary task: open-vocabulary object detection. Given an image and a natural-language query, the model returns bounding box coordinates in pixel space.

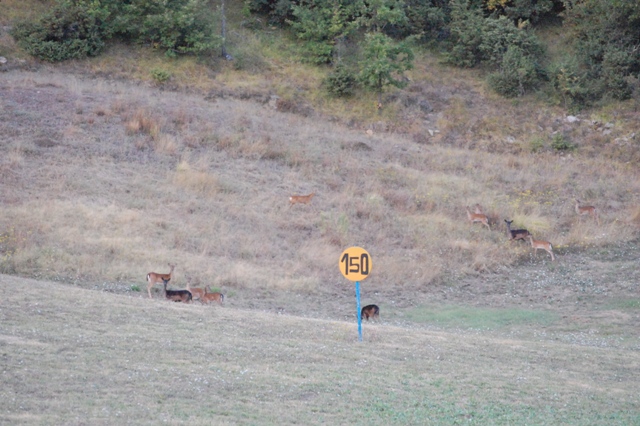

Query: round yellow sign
[339,247,372,281]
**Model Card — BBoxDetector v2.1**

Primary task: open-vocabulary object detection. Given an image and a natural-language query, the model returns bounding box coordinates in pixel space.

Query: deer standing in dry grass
[361,304,380,321]
[163,281,192,303]
[504,219,531,241]
[289,193,315,207]
[527,235,555,261]
[466,206,490,230]
[186,282,205,302]
[146,264,175,298]
[575,199,600,225]
[201,286,224,305]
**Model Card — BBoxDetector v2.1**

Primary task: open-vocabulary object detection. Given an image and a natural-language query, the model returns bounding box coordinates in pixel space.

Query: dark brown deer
[361,304,380,321]
[163,281,192,303]
[504,219,531,241]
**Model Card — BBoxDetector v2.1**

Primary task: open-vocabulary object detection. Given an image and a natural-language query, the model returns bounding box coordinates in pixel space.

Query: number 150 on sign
[339,247,372,282]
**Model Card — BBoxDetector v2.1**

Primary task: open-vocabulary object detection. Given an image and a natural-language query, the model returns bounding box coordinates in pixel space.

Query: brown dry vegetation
[1,1,640,423]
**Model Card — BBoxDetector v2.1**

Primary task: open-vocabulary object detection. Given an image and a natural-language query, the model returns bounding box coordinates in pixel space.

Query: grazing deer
[146,264,175,299]
[289,192,315,207]
[575,199,600,225]
[186,282,205,302]
[527,235,555,261]
[466,206,490,230]
[163,281,192,303]
[202,286,224,305]
[504,219,531,241]
[361,304,380,321]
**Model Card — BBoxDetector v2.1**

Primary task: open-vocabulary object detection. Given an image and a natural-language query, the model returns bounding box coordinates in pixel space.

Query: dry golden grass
[5,69,636,294]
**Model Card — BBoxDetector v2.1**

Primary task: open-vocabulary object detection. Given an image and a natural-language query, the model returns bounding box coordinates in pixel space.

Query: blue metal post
[355,280,362,341]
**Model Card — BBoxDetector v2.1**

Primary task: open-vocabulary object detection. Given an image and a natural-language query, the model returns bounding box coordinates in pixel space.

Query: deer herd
[467,198,600,262]
[146,263,225,305]
[144,196,598,312]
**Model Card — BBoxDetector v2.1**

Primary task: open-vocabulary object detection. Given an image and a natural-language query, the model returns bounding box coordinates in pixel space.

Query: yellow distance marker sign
[339,247,372,282]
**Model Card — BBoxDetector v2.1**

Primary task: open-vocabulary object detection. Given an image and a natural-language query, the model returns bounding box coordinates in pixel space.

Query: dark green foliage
[324,63,358,97]
[550,133,576,151]
[11,0,113,62]
[116,0,221,57]
[245,0,296,26]
[487,45,540,97]
[548,59,591,110]
[400,0,449,41]
[561,0,640,101]
[358,32,414,102]
[12,0,221,62]
[443,0,485,67]
[289,0,355,64]
[499,0,556,23]
[479,17,543,67]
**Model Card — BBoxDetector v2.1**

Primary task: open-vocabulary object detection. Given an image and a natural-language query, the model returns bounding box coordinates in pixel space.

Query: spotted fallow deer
[289,193,315,207]
[575,199,600,225]
[146,264,175,299]
[528,235,555,261]
[466,206,490,230]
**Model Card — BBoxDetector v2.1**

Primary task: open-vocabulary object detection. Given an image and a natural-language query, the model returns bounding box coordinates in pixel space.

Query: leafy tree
[358,31,414,106]
[561,0,640,101]
[400,0,449,41]
[479,16,543,67]
[443,0,485,67]
[354,0,409,33]
[289,0,356,64]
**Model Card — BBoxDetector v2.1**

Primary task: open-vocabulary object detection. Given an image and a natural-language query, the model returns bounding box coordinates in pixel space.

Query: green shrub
[11,1,112,62]
[324,64,357,97]
[551,133,576,152]
[150,68,172,83]
[548,60,592,111]
[528,136,546,153]
[487,45,541,97]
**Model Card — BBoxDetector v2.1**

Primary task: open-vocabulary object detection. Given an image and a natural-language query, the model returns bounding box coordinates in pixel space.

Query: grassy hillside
[2,274,640,425]
[1,1,640,423]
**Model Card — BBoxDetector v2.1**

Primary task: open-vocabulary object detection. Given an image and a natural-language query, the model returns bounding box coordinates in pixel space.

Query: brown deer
[466,206,490,230]
[361,304,380,321]
[289,193,315,207]
[201,286,224,305]
[163,281,192,303]
[186,282,205,302]
[575,199,600,225]
[527,235,555,261]
[146,264,175,299]
[504,219,531,241]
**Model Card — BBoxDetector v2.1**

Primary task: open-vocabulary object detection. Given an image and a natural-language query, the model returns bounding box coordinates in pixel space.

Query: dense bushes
[11,0,113,61]
[12,0,220,62]
[11,0,640,107]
